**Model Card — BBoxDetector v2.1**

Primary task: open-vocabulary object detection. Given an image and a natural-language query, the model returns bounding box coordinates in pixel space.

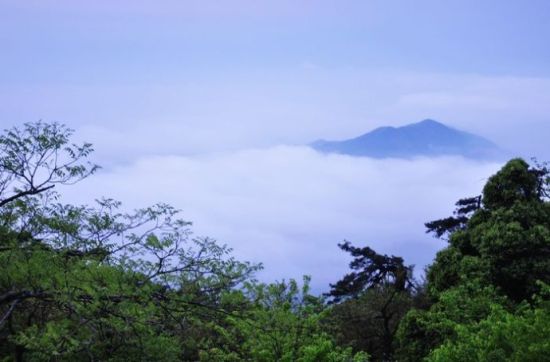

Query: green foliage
[0,199,258,359]
[482,159,546,210]
[397,158,550,360]
[428,286,550,361]
[0,122,259,360]
[427,158,550,302]
[0,122,98,208]
[396,280,505,361]
[200,277,369,362]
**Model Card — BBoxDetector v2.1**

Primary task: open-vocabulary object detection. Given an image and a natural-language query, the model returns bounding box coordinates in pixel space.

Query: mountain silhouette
[311,119,501,159]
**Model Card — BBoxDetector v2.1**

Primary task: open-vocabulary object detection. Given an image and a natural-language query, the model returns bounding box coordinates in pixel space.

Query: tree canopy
[0,122,260,360]
[396,158,550,361]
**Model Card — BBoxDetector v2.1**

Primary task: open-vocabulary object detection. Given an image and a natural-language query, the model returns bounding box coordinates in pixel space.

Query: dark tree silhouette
[326,241,415,303]
[425,196,481,239]
[324,242,419,360]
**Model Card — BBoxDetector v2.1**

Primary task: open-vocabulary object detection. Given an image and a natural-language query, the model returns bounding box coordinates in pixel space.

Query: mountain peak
[412,119,446,127]
[311,120,501,160]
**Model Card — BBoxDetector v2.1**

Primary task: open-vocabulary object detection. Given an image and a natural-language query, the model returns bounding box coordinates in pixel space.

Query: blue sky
[1,1,549,290]
[1,0,549,160]
[2,0,550,82]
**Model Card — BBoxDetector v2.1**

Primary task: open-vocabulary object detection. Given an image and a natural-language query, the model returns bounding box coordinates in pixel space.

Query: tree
[396,158,550,360]
[324,242,421,361]
[395,280,506,361]
[325,242,415,303]
[0,122,259,360]
[425,196,481,239]
[200,277,368,362]
[428,284,550,362]
[426,158,550,302]
[0,122,98,208]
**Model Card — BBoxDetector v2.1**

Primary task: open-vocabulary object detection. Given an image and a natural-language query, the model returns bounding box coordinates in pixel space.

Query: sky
[1,0,549,290]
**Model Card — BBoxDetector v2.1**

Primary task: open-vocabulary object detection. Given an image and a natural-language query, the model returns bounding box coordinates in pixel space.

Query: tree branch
[0,184,55,207]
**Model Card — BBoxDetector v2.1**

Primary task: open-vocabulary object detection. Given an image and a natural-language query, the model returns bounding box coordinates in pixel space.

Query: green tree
[199,277,368,362]
[395,280,506,361]
[426,158,550,302]
[428,284,550,362]
[0,122,259,360]
[396,158,550,360]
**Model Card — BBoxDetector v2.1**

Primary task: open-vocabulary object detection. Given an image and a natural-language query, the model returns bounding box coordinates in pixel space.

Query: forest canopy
[1,122,549,361]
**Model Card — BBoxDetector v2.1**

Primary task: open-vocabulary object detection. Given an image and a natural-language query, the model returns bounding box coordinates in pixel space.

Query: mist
[62,146,502,291]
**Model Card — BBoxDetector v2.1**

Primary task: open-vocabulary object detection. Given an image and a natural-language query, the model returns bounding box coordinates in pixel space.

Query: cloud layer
[62,146,502,291]
[3,71,549,168]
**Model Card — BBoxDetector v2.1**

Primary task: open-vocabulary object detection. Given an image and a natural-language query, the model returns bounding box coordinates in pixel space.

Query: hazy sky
[1,1,549,290]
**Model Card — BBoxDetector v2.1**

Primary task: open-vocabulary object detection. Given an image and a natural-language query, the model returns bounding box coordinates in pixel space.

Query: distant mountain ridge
[311,119,502,159]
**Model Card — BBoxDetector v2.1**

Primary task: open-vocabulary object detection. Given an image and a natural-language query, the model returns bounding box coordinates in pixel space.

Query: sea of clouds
[62,146,502,292]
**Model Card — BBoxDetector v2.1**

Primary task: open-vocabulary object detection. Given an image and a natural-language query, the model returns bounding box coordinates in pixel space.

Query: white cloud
[62,146,502,292]
[2,71,549,164]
